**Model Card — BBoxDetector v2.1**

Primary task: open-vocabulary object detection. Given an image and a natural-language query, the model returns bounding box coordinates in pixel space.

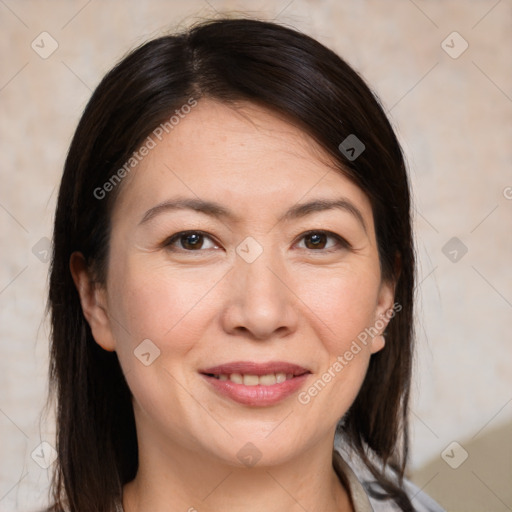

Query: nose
[220,246,299,341]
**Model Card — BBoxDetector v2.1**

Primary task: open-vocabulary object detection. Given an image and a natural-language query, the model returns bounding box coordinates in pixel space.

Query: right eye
[163,230,220,252]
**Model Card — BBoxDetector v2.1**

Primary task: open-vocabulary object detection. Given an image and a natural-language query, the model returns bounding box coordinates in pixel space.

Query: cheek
[106,259,223,356]
[295,268,381,353]
[105,262,220,427]
[292,269,380,413]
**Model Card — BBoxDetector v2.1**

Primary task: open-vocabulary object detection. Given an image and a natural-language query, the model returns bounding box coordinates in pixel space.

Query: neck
[122,430,353,512]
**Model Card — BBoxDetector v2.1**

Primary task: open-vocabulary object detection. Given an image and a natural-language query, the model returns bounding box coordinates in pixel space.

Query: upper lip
[200,361,311,376]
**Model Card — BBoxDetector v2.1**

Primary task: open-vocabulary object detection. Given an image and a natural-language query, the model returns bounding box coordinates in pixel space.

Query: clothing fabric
[333,433,445,511]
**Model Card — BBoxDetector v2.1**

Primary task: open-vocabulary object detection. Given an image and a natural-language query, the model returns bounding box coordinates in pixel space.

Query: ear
[370,278,396,355]
[69,252,116,352]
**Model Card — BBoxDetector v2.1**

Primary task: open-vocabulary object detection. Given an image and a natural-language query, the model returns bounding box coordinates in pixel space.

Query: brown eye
[304,232,328,249]
[297,230,350,252]
[164,231,218,251]
[180,233,203,250]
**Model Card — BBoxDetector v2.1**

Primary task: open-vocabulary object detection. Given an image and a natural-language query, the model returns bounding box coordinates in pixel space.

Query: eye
[295,230,350,252]
[162,229,350,254]
[163,231,219,252]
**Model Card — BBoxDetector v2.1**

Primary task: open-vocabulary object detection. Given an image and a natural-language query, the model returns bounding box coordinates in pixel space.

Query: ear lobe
[69,252,116,352]
[370,334,386,354]
[371,278,396,354]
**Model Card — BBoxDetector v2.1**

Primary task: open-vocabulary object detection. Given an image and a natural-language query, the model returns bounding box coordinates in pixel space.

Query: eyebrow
[139,196,367,233]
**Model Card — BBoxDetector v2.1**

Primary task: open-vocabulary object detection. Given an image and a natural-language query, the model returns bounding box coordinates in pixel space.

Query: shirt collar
[333,447,374,512]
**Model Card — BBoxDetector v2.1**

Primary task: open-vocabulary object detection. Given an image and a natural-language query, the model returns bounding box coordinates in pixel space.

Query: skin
[71,99,395,512]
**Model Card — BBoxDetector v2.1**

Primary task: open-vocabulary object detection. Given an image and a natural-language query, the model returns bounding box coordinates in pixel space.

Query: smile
[210,372,294,385]
[200,361,311,406]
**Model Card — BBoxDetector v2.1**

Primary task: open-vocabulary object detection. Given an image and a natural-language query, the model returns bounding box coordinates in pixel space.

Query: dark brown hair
[47,17,415,511]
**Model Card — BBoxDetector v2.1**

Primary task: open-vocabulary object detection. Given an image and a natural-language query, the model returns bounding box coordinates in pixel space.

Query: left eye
[296,230,348,251]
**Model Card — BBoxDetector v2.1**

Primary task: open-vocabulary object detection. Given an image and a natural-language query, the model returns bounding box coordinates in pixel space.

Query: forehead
[111,99,373,225]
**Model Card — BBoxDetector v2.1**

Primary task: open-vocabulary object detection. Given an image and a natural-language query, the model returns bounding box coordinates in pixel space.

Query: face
[73,99,395,467]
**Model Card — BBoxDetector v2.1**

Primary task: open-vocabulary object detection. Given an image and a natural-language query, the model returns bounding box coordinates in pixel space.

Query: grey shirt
[332,434,445,511]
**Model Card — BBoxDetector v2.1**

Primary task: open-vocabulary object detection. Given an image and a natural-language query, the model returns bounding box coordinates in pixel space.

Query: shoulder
[333,435,446,512]
[360,476,446,512]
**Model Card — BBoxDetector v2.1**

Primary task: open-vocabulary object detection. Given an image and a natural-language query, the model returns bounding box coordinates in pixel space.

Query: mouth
[199,361,311,406]
[207,372,296,385]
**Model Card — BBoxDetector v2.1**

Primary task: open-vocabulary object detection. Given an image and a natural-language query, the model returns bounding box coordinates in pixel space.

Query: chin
[210,429,311,469]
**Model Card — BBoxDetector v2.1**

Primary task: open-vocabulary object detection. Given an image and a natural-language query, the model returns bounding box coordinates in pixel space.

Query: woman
[46,17,444,512]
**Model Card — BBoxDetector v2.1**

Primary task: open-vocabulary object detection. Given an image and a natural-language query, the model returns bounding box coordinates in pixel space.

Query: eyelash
[162,229,351,254]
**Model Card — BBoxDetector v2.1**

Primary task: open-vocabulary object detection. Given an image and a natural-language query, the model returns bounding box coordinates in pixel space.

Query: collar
[333,448,374,512]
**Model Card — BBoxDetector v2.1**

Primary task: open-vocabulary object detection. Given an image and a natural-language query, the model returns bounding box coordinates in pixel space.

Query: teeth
[276,372,287,383]
[259,374,277,386]
[243,374,259,386]
[230,373,243,384]
[213,373,296,386]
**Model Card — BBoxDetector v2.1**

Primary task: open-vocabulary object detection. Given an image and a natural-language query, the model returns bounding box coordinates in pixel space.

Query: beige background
[1,1,511,511]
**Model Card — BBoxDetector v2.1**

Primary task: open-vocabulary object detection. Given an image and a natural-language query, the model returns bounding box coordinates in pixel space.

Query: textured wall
[1,1,511,510]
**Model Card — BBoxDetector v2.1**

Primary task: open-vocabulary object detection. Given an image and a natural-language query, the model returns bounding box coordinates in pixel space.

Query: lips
[199,361,311,406]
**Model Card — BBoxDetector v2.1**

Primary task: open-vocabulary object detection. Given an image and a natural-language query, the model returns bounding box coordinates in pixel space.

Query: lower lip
[201,374,310,406]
